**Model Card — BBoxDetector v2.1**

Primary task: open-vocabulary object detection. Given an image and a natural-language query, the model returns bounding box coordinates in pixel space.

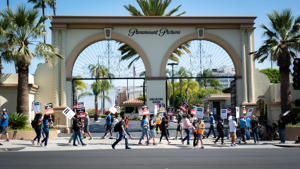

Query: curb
[274,144,300,148]
[0,147,26,152]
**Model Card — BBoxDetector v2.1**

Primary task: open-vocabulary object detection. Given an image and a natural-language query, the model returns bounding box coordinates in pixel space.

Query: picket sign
[62,107,75,119]
[221,109,228,119]
[45,103,54,115]
[196,107,204,119]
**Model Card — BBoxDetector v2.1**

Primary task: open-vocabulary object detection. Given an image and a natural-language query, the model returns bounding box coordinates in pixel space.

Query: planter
[1,130,58,140]
[286,127,300,141]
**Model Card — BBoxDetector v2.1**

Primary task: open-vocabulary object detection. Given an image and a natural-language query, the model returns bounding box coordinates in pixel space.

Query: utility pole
[168,63,178,108]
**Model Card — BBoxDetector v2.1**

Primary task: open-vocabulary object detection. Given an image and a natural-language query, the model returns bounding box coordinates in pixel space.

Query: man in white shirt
[229,116,237,146]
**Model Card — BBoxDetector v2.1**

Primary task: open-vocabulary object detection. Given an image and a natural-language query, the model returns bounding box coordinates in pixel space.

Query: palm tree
[0,6,62,114]
[253,9,300,113]
[197,69,222,89]
[120,0,190,68]
[73,76,88,101]
[6,0,9,9]
[28,0,56,43]
[85,80,113,115]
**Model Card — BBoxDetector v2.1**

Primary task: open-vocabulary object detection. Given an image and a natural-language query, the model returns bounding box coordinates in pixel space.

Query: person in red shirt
[124,116,132,139]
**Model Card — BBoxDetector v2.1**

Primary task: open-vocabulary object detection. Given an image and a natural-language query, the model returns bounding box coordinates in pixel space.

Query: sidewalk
[1,136,298,152]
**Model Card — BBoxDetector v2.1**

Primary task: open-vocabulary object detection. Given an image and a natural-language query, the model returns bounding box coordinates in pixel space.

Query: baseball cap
[2,108,7,112]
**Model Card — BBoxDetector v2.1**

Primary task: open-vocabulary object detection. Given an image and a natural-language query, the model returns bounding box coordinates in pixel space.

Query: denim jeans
[207,125,216,138]
[41,129,49,146]
[182,129,190,145]
[252,128,259,143]
[68,129,80,144]
[112,131,129,148]
[73,130,84,145]
[139,128,149,143]
[279,128,285,143]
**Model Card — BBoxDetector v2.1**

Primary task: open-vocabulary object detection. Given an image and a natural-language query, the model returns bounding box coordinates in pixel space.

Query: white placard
[109,106,117,114]
[154,104,158,116]
[62,107,75,120]
[32,101,42,113]
[196,107,204,119]
[221,109,228,119]
[247,108,254,117]
[235,107,240,119]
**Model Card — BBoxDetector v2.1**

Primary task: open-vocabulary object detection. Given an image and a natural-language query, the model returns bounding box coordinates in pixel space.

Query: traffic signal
[293,58,300,90]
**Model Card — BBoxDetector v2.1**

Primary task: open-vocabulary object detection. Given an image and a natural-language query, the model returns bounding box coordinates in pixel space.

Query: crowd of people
[0,107,287,149]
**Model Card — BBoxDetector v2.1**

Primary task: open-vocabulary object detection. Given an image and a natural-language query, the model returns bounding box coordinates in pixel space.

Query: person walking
[192,121,199,147]
[0,109,9,142]
[250,115,259,144]
[159,116,170,144]
[214,119,225,144]
[155,113,162,134]
[182,114,192,145]
[83,112,93,140]
[40,114,50,147]
[138,115,149,145]
[102,112,113,139]
[246,116,251,140]
[238,116,247,144]
[68,116,80,145]
[278,114,286,144]
[175,111,183,140]
[124,116,132,139]
[112,116,131,149]
[206,113,216,138]
[72,115,86,146]
[229,116,237,146]
[149,114,156,145]
[32,113,43,145]
[164,113,170,137]
[198,119,205,149]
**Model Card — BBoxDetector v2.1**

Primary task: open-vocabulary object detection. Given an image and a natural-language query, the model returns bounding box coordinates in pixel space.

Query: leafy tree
[73,76,88,101]
[253,9,300,113]
[120,0,190,68]
[0,6,62,114]
[260,68,280,83]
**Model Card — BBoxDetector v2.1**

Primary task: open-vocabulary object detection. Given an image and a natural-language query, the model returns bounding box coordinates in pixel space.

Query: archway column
[240,29,248,104]
[146,79,166,112]
[246,29,256,103]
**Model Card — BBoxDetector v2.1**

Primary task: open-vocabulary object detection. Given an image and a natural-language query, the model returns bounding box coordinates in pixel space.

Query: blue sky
[1,0,300,74]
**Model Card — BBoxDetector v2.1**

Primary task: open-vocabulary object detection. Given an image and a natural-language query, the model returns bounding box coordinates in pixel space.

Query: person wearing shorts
[175,111,183,140]
[155,113,161,134]
[229,116,237,146]
[149,114,156,145]
[83,112,93,140]
[0,109,9,142]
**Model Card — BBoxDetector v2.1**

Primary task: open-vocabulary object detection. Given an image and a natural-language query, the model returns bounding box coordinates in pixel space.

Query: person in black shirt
[112,116,131,149]
[278,114,286,144]
[72,115,86,146]
[149,114,156,145]
[159,117,170,144]
[250,115,259,144]
[214,120,224,144]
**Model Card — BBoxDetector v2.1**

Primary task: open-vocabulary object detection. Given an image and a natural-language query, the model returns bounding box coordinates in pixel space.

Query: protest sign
[45,103,54,115]
[221,109,228,119]
[62,107,75,119]
[32,101,42,113]
[196,107,204,119]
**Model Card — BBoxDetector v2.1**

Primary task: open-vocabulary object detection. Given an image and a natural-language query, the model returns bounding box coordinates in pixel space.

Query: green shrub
[8,113,28,129]
[260,68,280,83]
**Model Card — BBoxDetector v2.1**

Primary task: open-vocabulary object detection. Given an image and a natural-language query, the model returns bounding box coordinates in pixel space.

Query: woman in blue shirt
[0,109,9,142]
[41,114,50,146]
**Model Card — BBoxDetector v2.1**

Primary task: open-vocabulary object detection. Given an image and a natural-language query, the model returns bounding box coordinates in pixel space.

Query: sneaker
[168,141,171,144]
[214,141,217,144]
[126,147,131,149]
[5,139,9,142]
[82,143,87,146]
[89,137,93,140]
[174,137,177,140]
[153,143,156,145]
[231,144,234,147]
[73,144,78,146]
[201,146,204,149]
[109,136,114,139]
[32,140,35,145]
[181,140,184,144]
[112,145,115,150]
[40,143,43,147]
[138,142,142,145]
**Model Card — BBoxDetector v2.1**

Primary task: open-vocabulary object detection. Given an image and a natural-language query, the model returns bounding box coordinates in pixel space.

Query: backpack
[31,120,37,128]
[114,121,122,132]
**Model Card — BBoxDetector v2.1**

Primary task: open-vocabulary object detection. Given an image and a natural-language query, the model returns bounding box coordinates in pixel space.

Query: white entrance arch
[35,16,257,127]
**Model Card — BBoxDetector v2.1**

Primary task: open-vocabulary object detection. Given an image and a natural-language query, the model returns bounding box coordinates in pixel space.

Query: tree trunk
[42,4,46,43]
[17,64,29,114]
[102,90,105,113]
[53,0,56,16]
[0,57,2,74]
[7,0,9,9]
[94,95,98,115]
[278,50,291,113]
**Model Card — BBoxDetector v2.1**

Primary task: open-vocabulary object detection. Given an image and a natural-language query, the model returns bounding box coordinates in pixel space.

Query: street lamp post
[168,63,178,108]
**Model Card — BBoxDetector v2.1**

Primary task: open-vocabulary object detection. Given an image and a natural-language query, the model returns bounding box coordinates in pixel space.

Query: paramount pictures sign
[128,28,181,37]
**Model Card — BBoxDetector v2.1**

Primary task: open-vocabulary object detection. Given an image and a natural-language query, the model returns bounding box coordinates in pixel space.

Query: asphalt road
[0,148,299,169]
